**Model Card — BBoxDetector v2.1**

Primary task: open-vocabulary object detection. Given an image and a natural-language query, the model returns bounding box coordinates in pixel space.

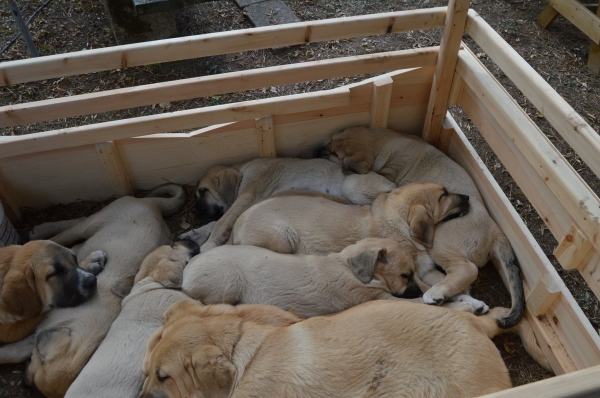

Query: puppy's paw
[178,222,216,247]
[453,294,489,315]
[442,301,476,313]
[83,250,108,276]
[422,288,446,305]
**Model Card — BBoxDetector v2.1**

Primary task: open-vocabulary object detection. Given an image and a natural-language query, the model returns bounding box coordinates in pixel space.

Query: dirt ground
[0,0,599,396]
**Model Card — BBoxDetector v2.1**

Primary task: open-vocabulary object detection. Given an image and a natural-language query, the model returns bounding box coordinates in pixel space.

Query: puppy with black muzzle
[65,239,198,398]
[183,157,397,252]
[315,126,526,328]
[0,241,105,344]
[0,183,187,398]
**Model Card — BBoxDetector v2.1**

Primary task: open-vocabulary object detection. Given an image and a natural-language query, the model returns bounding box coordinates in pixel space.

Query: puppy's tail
[478,307,552,373]
[144,183,187,217]
[491,235,525,329]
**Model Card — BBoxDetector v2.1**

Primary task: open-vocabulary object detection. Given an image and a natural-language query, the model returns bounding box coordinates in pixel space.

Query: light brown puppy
[315,126,525,328]
[0,241,103,343]
[140,299,550,398]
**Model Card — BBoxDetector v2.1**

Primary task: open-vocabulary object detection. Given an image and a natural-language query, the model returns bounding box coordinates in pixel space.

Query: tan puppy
[0,241,104,343]
[315,126,525,328]
[65,240,199,398]
[185,157,396,252]
[140,299,550,398]
[0,184,186,398]
[182,238,418,318]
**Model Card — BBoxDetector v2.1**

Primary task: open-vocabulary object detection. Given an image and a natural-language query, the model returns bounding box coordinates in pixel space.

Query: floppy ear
[189,345,236,398]
[1,266,43,319]
[36,327,71,363]
[111,274,136,298]
[215,168,242,207]
[347,247,384,283]
[150,258,185,289]
[142,327,164,377]
[408,205,435,249]
[342,154,373,175]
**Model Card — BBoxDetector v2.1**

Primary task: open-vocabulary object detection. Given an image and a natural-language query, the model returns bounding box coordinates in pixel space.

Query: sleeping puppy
[139,299,551,398]
[315,126,525,328]
[184,157,397,252]
[0,241,104,343]
[0,183,186,398]
[231,183,474,305]
[65,240,199,398]
[183,238,419,318]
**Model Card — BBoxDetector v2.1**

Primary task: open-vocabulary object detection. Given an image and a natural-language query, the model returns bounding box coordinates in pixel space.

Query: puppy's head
[134,240,200,288]
[342,238,415,296]
[0,241,97,318]
[194,166,242,220]
[313,126,375,174]
[388,183,469,249]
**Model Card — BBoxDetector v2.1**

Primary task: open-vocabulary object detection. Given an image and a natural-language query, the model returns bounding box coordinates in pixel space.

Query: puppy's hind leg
[47,215,106,247]
[29,217,87,241]
[0,334,36,364]
[422,258,479,307]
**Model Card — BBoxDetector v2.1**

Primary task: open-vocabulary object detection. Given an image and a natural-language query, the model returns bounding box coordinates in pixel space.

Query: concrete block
[244,0,300,27]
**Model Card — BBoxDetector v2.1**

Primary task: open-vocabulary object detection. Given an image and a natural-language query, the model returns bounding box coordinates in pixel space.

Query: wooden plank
[255,117,276,157]
[538,4,561,28]
[436,117,454,153]
[447,72,464,107]
[458,83,600,302]
[445,116,600,372]
[0,8,446,87]
[549,0,600,44]
[94,141,134,197]
[0,47,439,127]
[466,10,600,179]
[588,0,600,74]
[481,365,600,397]
[554,223,595,270]
[422,0,470,145]
[369,76,394,128]
[456,47,600,260]
[526,274,562,316]
[0,88,350,159]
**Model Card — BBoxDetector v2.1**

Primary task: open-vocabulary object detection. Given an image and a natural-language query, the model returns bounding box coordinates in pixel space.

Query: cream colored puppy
[183,238,418,318]
[186,157,397,252]
[65,240,199,398]
[0,184,186,398]
[140,299,551,398]
[316,126,525,328]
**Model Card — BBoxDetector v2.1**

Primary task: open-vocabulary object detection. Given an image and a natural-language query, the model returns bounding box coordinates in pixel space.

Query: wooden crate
[1,0,600,394]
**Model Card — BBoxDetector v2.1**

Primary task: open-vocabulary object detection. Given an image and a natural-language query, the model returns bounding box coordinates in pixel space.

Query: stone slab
[244,0,300,27]
[104,0,179,44]
[234,0,267,8]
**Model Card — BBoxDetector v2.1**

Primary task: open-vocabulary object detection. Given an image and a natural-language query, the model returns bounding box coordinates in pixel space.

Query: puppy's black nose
[460,194,469,202]
[84,275,97,289]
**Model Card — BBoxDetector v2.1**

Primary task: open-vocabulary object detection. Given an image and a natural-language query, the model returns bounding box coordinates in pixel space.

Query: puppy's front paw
[83,250,108,276]
[454,294,489,315]
[442,301,476,313]
[422,288,446,305]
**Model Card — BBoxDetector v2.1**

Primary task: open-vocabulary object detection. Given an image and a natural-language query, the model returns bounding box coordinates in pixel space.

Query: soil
[0,0,599,396]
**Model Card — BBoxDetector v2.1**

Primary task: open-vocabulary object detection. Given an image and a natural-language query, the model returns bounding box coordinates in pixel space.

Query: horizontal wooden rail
[465,10,600,179]
[456,48,600,260]
[0,88,350,158]
[0,47,438,127]
[0,8,446,87]
[549,0,600,45]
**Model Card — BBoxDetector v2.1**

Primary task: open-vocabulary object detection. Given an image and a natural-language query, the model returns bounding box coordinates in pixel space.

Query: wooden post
[437,116,454,153]
[554,223,595,270]
[422,0,470,145]
[526,274,561,316]
[588,0,600,74]
[369,76,394,129]
[255,117,276,157]
[538,4,560,28]
[95,141,134,197]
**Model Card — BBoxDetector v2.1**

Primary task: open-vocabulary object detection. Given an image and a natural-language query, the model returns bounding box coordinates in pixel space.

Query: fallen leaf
[180,222,190,229]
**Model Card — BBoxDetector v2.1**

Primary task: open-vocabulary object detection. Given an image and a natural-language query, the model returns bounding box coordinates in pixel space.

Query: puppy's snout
[313,146,331,159]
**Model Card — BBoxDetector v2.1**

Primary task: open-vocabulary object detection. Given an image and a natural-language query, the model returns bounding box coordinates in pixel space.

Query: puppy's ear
[36,327,71,363]
[163,298,204,325]
[347,247,384,283]
[189,345,236,398]
[142,326,164,377]
[111,274,136,298]
[408,205,434,249]
[1,266,42,319]
[215,168,242,207]
[342,154,373,175]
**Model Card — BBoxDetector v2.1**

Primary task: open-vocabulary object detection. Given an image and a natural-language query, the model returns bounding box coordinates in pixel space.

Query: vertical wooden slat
[95,141,134,197]
[554,223,595,270]
[588,0,600,74]
[368,76,394,129]
[436,117,454,153]
[255,117,276,157]
[422,0,470,144]
[527,274,562,316]
[538,4,561,27]
[447,72,465,106]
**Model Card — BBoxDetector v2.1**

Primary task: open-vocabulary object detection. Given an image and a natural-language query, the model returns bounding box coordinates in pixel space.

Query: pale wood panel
[0,48,438,127]
[422,0,470,144]
[369,76,394,128]
[446,116,600,372]
[549,0,600,44]
[466,11,600,178]
[481,365,600,397]
[255,117,276,157]
[538,4,561,27]
[527,274,561,316]
[0,146,113,208]
[95,141,134,197]
[0,9,446,86]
